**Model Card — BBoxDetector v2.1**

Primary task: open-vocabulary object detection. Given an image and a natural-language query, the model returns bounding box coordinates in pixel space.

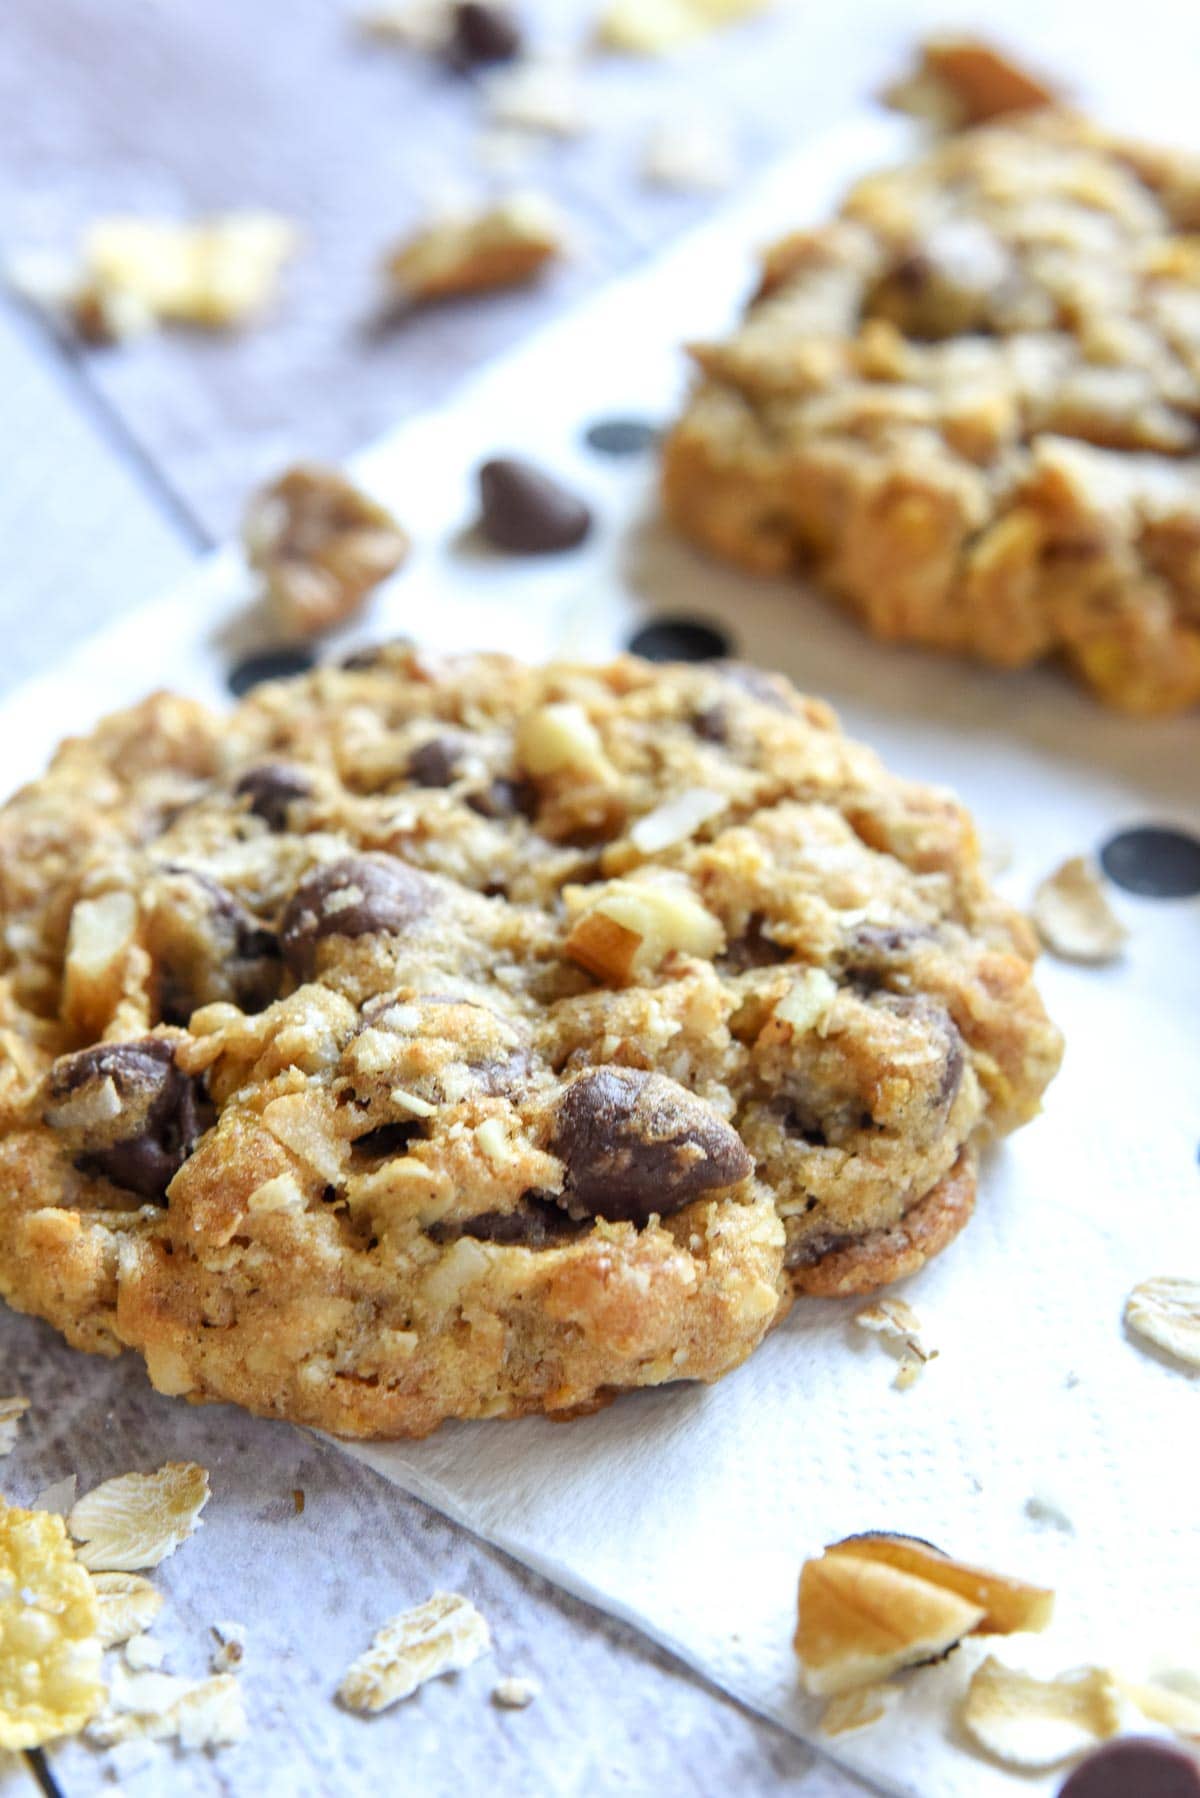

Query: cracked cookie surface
[663,110,1200,714]
[0,649,1061,1436]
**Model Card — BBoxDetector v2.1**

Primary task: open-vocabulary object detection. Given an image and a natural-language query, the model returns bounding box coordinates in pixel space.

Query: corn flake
[0,1495,104,1748]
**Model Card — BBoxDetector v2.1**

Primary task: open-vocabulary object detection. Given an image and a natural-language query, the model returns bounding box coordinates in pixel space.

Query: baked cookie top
[0,649,1061,1436]
[663,110,1200,714]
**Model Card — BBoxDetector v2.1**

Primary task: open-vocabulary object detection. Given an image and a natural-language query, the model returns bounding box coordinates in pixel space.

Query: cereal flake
[69,1462,211,1572]
[1125,1277,1200,1368]
[1032,857,1127,964]
[339,1592,491,1713]
[92,1572,165,1648]
[0,1496,104,1748]
[962,1657,1125,1769]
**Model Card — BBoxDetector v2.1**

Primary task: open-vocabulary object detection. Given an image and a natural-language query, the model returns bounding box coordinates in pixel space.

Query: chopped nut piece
[21,214,300,341]
[564,876,725,983]
[492,1674,540,1708]
[1125,1277,1200,1369]
[91,1572,165,1649]
[339,1592,491,1713]
[596,0,770,55]
[358,0,452,51]
[795,1549,985,1696]
[884,36,1059,129]
[244,463,409,639]
[124,1633,166,1671]
[1032,858,1127,965]
[819,1683,898,1736]
[962,1658,1124,1769]
[0,1394,29,1455]
[0,1496,104,1748]
[386,193,566,303]
[641,116,736,193]
[774,968,838,1036]
[483,56,586,138]
[517,701,612,779]
[829,1534,1054,1635]
[69,1463,211,1572]
[61,890,140,1035]
[629,787,726,854]
[211,1621,247,1674]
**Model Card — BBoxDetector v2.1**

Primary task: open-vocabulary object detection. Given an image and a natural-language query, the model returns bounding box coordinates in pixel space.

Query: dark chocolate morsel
[234,763,313,831]
[406,736,463,789]
[48,1038,210,1203]
[1057,1739,1200,1798]
[583,417,659,457]
[431,1195,582,1248]
[1099,825,1200,899]
[550,1066,753,1226]
[466,776,538,821]
[448,1,522,66]
[351,1121,422,1158]
[281,855,433,980]
[627,618,732,663]
[228,646,315,698]
[719,913,791,972]
[477,458,592,554]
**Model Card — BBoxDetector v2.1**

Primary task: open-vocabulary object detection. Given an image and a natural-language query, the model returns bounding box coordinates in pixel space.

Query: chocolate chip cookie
[0,649,1061,1436]
[663,108,1200,714]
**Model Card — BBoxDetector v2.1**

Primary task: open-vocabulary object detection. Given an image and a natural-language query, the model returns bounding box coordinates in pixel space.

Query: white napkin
[1,111,1197,1798]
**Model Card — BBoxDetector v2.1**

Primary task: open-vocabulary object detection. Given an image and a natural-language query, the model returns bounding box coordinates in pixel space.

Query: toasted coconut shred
[68,1462,211,1572]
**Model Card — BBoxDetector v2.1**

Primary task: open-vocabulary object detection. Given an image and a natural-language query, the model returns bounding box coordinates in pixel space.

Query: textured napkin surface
[0,114,1196,1798]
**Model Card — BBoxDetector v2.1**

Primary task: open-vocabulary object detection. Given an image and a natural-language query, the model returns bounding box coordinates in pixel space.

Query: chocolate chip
[155,867,282,1020]
[351,1121,422,1158]
[692,702,729,743]
[227,646,315,698]
[626,618,732,663]
[432,1195,581,1248]
[583,417,659,457]
[406,736,463,789]
[466,776,538,821]
[1100,825,1200,898]
[281,855,433,980]
[550,1066,753,1226]
[448,2,522,66]
[48,1038,210,1203]
[234,763,313,830]
[1058,1739,1200,1798]
[477,458,592,554]
[719,913,791,972]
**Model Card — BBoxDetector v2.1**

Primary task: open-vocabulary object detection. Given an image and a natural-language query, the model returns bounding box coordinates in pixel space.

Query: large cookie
[0,650,1061,1436]
[663,109,1200,714]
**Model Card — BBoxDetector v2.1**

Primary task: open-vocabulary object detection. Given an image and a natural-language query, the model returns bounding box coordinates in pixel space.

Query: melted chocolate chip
[156,867,282,1019]
[351,1121,422,1158]
[477,458,592,554]
[448,1,521,65]
[626,618,732,663]
[227,646,315,698]
[49,1039,210,1203]
[550,1066,753,1226]
[235,763,313,831]
[433,1195,581,1248]
[466,776,538,821]
[583,417,659,457]
[281,855,433,980]
[692,702,729,743]
[1100,825,1200,898]
[720,914,791,972]
[1058,1740,1200,1798]
[406,736,463,789]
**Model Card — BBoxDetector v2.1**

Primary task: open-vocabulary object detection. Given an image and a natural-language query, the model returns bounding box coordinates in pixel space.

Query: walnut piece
[883,35,1059,130]
[244,463,410,638]
[386,193,566,303]
[564,876,725,983]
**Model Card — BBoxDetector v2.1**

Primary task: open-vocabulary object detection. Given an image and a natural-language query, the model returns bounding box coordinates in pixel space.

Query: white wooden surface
[3,2,1199,1793]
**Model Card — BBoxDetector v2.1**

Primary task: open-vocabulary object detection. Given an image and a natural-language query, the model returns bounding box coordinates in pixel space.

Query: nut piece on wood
[11,214,300,342]
[244,463,410,637]
[883,36,1060,130]
[385,193,566,304]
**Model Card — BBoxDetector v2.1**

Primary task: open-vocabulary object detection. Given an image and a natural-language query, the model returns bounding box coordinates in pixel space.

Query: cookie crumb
[1032,858,1127,965]
[854,1297,937,1387]
[92,1573,165,1649]
[1023,1493,1075,1535]
[339,1593,491,1714]
[293,1488,306,1515]
[211,1622,247,1673]
[492,1675,539,1708]
[0,1395,29,1455]
[88,1666,248,1750]
[124,1633,166,1672]
[358,0,452,51]
[883,35,1059,130]
[1125,1277,1200,1369]
[244,462,409,638]
[642,116,736,193]
[596,0,769,55]
[483,54,586,138]
[69,1463,211,1573]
